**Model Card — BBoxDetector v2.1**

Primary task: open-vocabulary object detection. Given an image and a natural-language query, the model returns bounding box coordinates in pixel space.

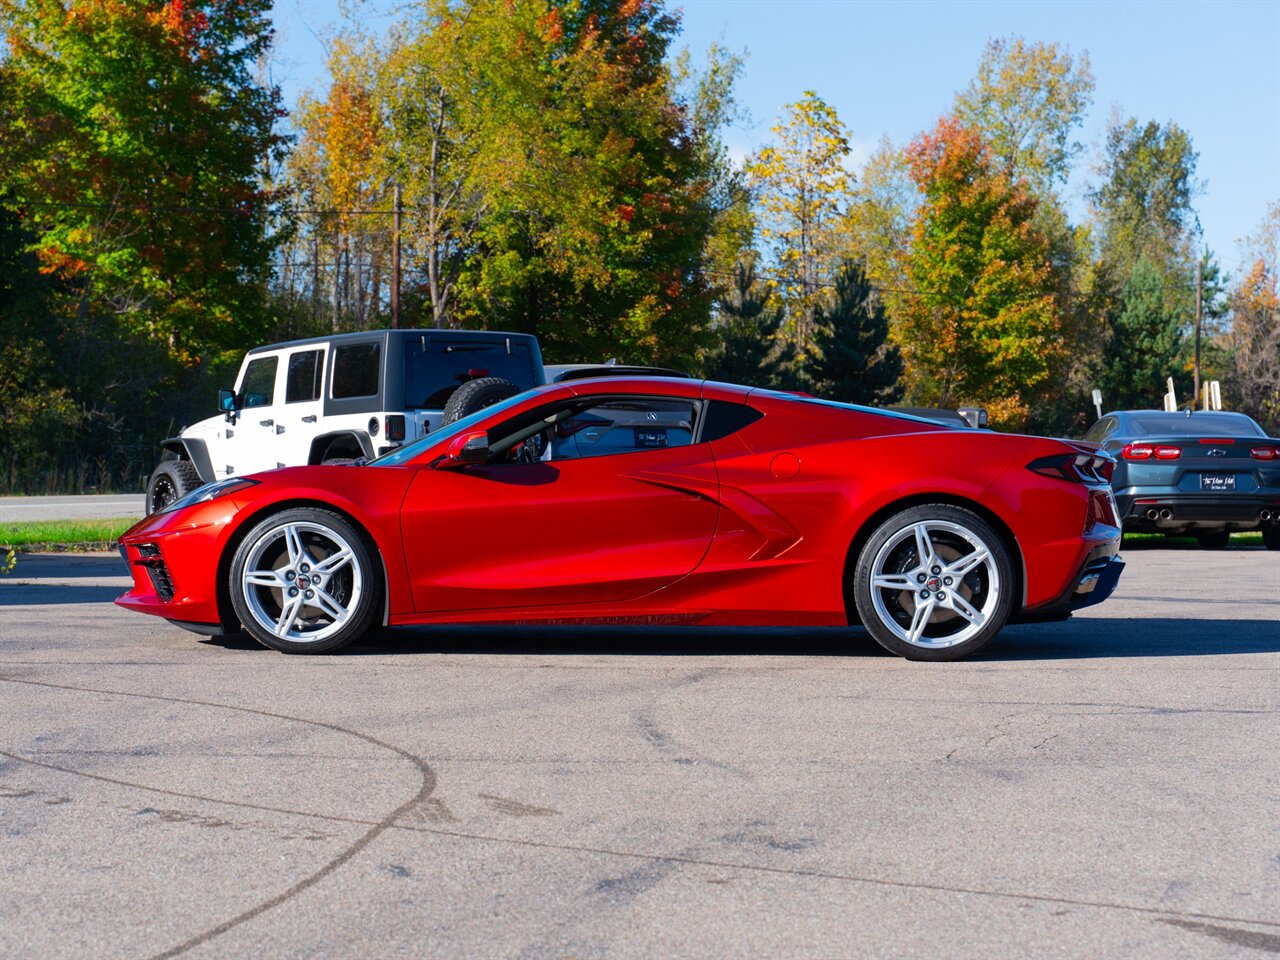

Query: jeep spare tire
[146,459,203,515]
[440,377,520,426]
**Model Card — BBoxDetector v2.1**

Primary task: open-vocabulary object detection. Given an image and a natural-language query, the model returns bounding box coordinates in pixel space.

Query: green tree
[954,35,1094,193]
[1102,258,1186,410]
[702,261,797,388]
[843,136,916,308]
[0,0,286,358]
[811,261,903,405]
[1088,115,1201,281]
[898,117,1063,428]
[746,90,853,355]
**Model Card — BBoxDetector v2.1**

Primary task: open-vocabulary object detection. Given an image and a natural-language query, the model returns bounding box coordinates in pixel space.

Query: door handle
[301,415,317,423]
[260,419,273,427]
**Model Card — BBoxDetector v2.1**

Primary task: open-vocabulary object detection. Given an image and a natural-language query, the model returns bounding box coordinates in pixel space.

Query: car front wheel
[852,504,1015,661]
[229,508,381,653]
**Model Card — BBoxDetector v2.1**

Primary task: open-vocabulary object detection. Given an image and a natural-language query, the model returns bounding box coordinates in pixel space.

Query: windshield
[369,388,541,466]
[1130,413,1265,437]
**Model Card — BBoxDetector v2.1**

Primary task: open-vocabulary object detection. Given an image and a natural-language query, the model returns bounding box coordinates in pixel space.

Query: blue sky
[269,0,1280,275]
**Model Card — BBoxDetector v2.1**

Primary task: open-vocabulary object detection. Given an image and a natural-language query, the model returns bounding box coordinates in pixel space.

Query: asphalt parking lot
[1,544,1277,958]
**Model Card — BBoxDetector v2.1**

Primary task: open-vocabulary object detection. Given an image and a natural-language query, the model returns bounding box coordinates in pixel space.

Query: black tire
[146,459,203,515]
[1263,527,1280,551]
[228,507,381,654]
[1195,530,1231,550]
[851,504,1015,661]
[441,377,519,426]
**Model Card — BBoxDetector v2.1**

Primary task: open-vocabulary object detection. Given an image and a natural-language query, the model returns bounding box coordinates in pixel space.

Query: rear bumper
[1117,491,1280,531]
[1017,541,1124,621]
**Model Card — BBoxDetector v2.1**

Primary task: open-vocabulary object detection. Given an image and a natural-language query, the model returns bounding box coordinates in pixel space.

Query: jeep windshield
[404,339,538,408]
[368,388,539,466]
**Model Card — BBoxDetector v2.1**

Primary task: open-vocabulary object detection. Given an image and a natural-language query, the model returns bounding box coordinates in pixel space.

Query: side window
[552,399,698,461]
[239,356,278,408]
[285,350,323,404]
[331,343,380,399]
[1083,418,1109,443]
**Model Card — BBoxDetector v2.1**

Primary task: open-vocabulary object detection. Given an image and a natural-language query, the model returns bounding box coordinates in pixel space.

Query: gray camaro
[1084,409,1280,549]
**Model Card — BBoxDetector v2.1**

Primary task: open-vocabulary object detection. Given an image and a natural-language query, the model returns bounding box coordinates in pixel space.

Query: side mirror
[218,388,239,423]
[435,430,489,470]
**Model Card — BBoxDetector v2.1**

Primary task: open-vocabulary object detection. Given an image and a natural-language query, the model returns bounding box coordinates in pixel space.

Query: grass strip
[1123,531,1263,546]
[1,517,139,552]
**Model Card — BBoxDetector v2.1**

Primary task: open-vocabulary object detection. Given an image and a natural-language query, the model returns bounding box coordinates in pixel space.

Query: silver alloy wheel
[867,519,1001,649]
[240,520,363,643]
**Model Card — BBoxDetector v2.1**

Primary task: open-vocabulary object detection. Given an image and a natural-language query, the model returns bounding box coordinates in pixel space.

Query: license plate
[1201,473,1236,491]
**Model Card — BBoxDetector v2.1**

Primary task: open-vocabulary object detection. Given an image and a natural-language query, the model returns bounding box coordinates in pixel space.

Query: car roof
[245,328,539,356]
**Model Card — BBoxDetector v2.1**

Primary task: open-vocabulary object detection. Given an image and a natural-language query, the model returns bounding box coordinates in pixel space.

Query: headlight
[161,477,259,514]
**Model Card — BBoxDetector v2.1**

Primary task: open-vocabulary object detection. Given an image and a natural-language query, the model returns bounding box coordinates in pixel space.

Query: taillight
[385,414,406,442]
[1028,452,1115,484]
[1122,443,1152,460]
[1154,446,1181,459]
[1253,446,1280,461]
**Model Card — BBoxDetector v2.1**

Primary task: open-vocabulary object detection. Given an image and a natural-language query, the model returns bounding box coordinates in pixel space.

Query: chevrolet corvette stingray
[117,377,1125,660]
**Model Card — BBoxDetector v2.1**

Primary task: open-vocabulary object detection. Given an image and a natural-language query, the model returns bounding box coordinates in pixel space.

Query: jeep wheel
[146,460,203,515]
[441,377,520,426]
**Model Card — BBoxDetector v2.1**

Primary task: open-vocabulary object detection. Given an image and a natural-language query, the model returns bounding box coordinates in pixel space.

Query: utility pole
[1193,256,1203,406]
[389,184,399,330]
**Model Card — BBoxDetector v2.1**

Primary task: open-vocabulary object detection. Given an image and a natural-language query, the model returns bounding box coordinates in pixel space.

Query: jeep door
[399,390,718,614]
[275,346,326,467]
[215,352,282,478]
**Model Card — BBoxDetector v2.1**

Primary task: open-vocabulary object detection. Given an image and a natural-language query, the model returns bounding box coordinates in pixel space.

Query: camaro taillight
[1252,446,1280,461]
[1122,443,1152,460]
[1028,452,1115,484]
[385,414,406,442]
[1123,443,1179,460]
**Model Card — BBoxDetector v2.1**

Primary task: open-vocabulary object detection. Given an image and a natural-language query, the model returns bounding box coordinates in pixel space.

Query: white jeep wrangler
[146,329,544,513]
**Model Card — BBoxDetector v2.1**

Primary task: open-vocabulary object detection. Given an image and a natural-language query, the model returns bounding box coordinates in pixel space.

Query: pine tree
[703,262,797,388]
[1102,258,1186,409]
[811,261,903,405]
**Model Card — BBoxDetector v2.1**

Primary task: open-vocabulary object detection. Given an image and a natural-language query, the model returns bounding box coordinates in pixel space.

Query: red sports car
[116,377,1124,660]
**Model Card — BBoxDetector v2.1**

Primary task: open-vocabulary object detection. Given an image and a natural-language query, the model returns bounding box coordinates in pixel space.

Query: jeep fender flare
[307,431,374,464]
[160,438,215,484]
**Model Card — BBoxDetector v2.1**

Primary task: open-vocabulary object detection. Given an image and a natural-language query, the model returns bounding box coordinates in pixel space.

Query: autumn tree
[954,35,1093,193]
[0,0,285,356]
[288,35,389,332]
[810,260,903,405]
[746,90,853,355]
[1226,205,1280,429]
[702,261,796,388]
[897,117,1062,427]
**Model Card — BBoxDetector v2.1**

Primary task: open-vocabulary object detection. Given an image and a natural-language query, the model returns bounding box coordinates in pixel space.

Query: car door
[399,393,719,613]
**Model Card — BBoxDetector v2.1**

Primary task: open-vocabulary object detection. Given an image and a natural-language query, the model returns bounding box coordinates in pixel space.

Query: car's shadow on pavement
[206,616,1276,660]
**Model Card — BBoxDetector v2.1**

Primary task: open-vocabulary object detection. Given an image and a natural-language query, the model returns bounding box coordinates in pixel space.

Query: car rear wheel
[229,508,381,654]
[852,504,1015,661]
[1195,530,1231,550]
[146,459,203,515]
[1264,527,1280,551]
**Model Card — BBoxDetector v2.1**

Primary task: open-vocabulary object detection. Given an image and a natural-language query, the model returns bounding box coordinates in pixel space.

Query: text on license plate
[1201,473,1236,491]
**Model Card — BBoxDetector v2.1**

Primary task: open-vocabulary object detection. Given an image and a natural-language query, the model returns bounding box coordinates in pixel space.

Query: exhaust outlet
[1262,509,1274,521]
[1159,509,1174,520]
[1146,508,1159,520]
